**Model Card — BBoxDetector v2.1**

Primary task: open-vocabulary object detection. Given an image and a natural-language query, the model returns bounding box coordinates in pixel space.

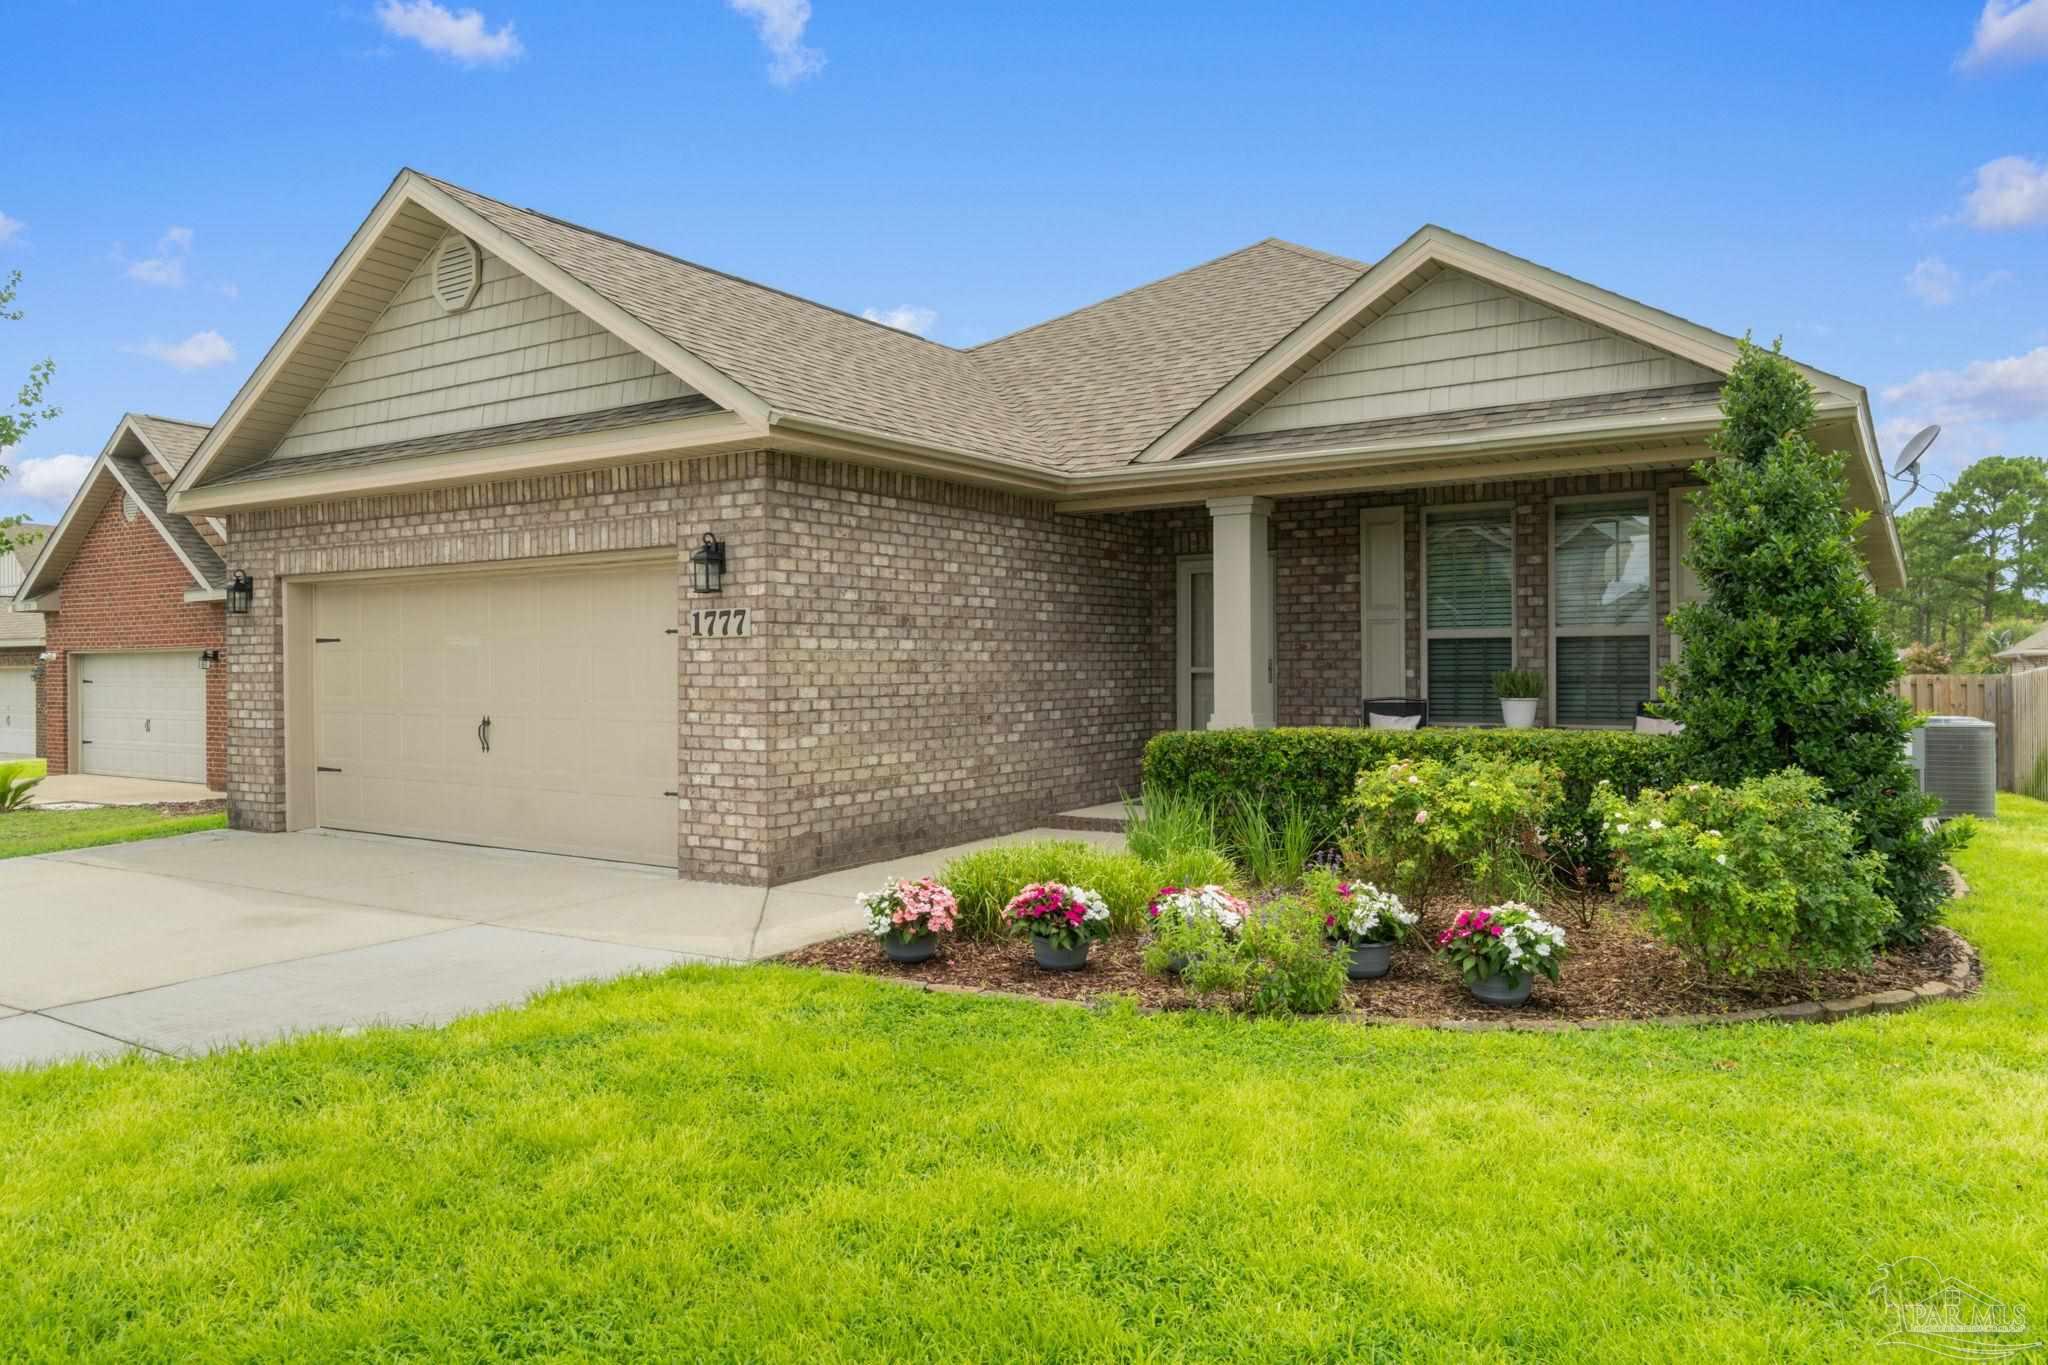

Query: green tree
[1661,338,1959,941]
[0,270,61,557]
[1921,456,2048,626]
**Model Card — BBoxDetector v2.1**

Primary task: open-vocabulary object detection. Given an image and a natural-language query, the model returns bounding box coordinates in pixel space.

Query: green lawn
[3,805,2045,1362]
[0,805,226,860]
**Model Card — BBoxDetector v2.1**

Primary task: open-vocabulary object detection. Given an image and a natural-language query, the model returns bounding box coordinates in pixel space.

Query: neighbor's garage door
[311,561,677,866]
[76,652,207,782]
[0,668,34,758]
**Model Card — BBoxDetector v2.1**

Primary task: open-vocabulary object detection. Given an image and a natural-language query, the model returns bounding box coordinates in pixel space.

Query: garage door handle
[145,718,151,733]
[478,715,491,754]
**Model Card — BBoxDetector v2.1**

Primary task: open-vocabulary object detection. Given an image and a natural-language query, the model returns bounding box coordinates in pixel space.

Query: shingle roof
[128,414,210,475]
[0,523,51,645]
[1183,382,1725,462]
[971,240,1366,472]
[1997,624,2048,659]
[419,177,1366,477]
[207,395,720,486]
[109,453,226,589]
[422,176,1051,469]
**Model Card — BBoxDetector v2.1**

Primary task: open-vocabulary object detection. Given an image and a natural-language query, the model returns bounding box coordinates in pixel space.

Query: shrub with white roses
[1592,770,1895,977]
[1435,901,1568,988]
[1345,752,1558,915]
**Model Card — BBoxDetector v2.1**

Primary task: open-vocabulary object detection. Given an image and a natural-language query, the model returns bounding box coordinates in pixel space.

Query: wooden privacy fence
[1894,670,2048,796]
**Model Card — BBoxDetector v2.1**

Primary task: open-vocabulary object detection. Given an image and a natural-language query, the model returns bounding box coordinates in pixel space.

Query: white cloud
[0,212,23,247]
[125,225,193,287]
[375,0,524,66]
[1958,0,2048,69]
[6,452,93,508]
[728,0,823,84]
[1961,155,2048,229]
[861,304,937,336]
[128,329,237,371]
[1906,257,1961,306]
[1883,346,2048,424]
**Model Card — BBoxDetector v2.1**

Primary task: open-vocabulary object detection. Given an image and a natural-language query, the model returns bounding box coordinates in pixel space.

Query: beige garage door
[311,560,678,866]
[77,652,207,782]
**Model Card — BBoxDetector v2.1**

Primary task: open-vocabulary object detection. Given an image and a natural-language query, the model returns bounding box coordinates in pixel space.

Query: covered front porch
[1142,464,1703,734]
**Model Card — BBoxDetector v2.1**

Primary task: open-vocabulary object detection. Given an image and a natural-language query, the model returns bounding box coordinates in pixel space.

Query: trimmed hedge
[1142,727,1684,847]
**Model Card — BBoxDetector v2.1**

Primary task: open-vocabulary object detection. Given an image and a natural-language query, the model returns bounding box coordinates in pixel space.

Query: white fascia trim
[171,409,759,515]
[15,450,117,602]
[184,588,227,603]
[13,591,57,613]
[767,411,1066,494]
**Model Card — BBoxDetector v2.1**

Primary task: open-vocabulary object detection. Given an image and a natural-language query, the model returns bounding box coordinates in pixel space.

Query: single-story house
[0,523,53,759]
[161,169,1902,884]
[1995,624,2048,673]
[14,414,229,788]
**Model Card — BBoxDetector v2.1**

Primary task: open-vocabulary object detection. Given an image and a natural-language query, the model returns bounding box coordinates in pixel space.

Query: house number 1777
[687,608,752,638]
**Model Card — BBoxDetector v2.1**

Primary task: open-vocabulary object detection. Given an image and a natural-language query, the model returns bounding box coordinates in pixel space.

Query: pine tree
[1662,338,1960,940]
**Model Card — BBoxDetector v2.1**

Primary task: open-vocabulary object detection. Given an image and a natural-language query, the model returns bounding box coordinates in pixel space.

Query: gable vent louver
[431,235,482,313]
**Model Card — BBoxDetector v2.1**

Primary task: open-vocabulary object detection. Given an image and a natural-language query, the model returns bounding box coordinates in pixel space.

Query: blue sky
[3,0,2046,522]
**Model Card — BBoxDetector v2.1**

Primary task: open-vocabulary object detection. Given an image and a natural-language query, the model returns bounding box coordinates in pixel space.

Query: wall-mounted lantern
[688,533,726,595]
[225,571,254,615]
[200,649,223,671]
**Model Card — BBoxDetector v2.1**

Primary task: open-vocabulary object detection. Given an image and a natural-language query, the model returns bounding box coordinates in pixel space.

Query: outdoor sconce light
[200,649,223,671]
[225,570,254,615]
[688,533,726,594]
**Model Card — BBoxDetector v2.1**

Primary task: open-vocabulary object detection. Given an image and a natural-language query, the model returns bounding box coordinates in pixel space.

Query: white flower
[1616,823,1631,835]
[1648,819,1665,831]
[1715,854,1727,865]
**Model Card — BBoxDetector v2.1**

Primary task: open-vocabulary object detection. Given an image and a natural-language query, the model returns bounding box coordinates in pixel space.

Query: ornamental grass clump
[1345,752,1558,914]
[1594,770,1898,977]
[1436,901,1568,992]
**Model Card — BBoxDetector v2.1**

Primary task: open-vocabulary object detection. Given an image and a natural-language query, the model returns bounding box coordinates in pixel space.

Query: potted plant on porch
[1436,900,1568,1006]
[1007,882,1111,970]
[1306,867,1416,979]
[1493,670,1544,729]
[858,877,959,963]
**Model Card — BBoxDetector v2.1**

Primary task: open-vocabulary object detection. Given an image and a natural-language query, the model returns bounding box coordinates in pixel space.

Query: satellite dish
[1892,424,1940,479]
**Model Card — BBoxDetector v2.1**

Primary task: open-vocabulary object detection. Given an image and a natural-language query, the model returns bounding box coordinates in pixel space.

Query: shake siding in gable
[1233,268,1720,435]
[272,235,697,462]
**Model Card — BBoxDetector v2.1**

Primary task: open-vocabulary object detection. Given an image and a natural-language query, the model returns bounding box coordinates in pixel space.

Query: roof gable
[1224,266,1721,439]
[19,417,225,602]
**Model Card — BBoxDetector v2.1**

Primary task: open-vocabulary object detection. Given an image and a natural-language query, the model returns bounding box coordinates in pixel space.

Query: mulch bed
[151,800,227,816]
[780,895,1973,1023]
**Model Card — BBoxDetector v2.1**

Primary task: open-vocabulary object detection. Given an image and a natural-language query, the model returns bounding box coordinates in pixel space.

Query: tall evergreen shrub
[1661,338,1962,940]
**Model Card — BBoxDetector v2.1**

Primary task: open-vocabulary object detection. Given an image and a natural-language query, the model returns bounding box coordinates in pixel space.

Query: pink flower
[1415,809,1429,825]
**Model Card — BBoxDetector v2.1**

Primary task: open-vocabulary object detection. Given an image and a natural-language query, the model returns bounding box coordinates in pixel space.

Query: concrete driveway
[0,824,1118,1068]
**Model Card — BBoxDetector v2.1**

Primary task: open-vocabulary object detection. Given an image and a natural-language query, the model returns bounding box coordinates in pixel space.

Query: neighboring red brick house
[15,414,228,790]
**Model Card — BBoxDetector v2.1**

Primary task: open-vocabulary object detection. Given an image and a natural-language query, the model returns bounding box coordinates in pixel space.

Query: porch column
[1206,496,1274,729]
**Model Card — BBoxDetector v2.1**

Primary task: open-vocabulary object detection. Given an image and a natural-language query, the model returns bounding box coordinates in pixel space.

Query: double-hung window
[1423,507,1514,725]
[1552,498,1653,726]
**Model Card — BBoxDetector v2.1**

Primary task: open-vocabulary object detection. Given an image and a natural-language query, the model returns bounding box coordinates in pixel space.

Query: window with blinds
[1424,508,1513,724]
[1552,499,1653,726]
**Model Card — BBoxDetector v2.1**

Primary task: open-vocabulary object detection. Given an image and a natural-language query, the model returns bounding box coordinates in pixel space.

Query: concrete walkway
[30,774,225,807]
[0,824,1120,1068]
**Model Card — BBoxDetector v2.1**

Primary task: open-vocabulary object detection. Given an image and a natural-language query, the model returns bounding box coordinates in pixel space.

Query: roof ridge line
[127,412,213,429]
[966,239,1316,354]
[418,173,970,355]
[1257,236,1372,272]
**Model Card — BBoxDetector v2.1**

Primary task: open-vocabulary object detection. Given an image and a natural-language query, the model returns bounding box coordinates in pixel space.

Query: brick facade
[40,491,226,789]
[224,453,1165,883]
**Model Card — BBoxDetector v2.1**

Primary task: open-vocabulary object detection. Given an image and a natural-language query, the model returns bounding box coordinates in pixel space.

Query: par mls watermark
[1870,1257,2039,1359]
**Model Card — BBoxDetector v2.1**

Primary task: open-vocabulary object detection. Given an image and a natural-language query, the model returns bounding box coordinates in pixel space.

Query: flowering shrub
[1302,866,1414,945]
[1435,901,1568,988]
[1006,882,1111,950]
[1593,770,1896,977]
[1146,885,1250,936]
[857,877,959,940]
[1345,752,1559,913]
